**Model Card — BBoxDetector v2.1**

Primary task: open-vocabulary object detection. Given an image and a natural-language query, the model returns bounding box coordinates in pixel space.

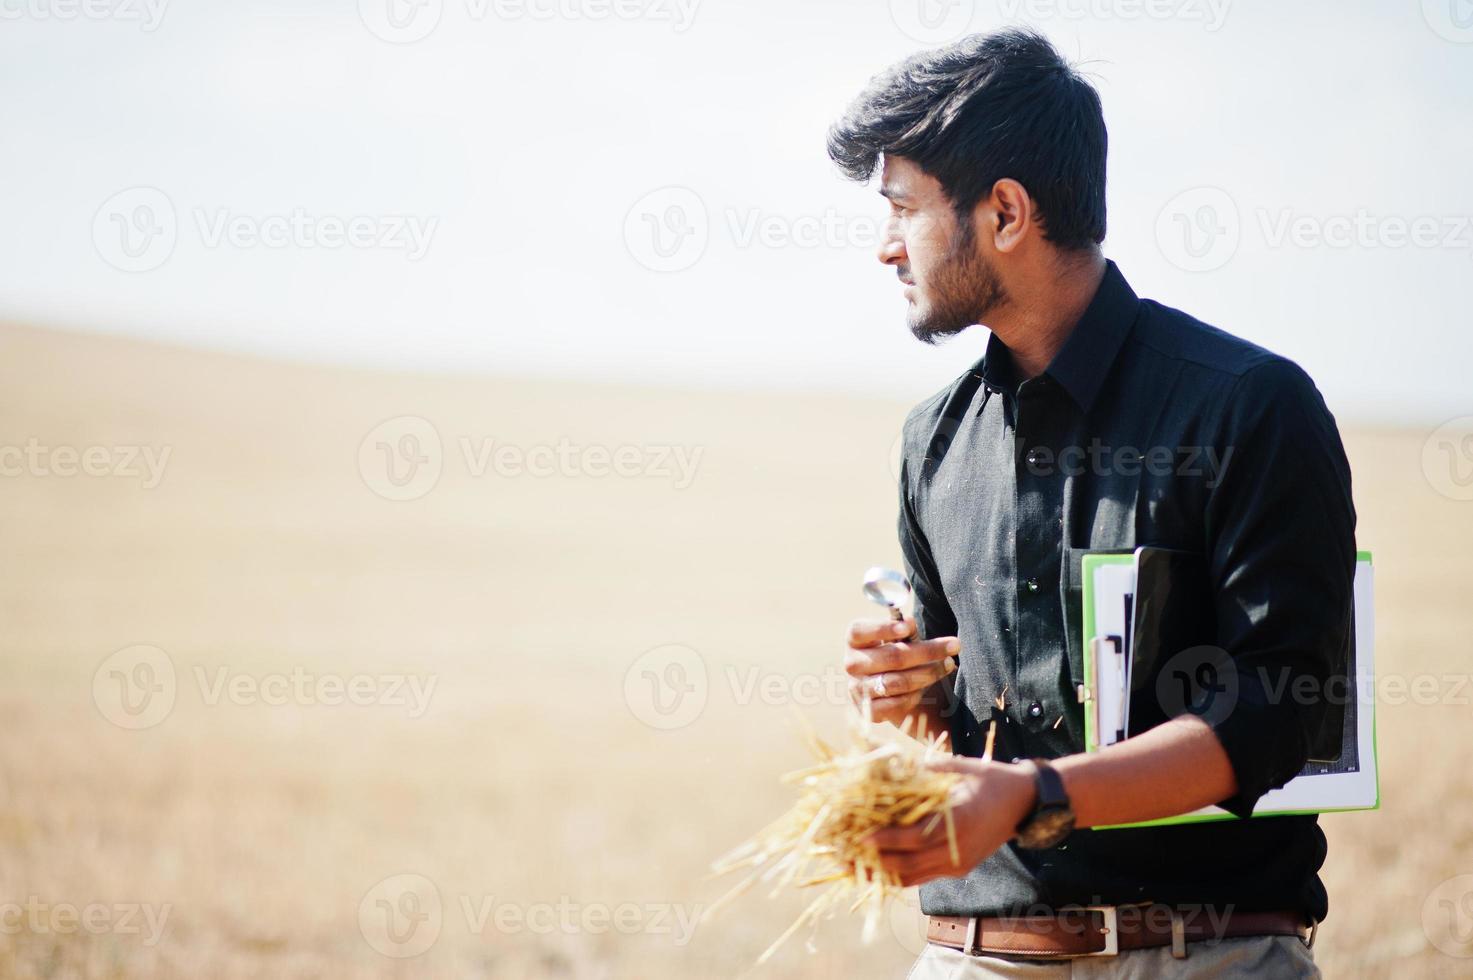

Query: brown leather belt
[927,905,1312,960]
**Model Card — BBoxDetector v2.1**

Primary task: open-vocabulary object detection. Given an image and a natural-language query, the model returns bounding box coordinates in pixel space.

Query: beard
[906,227,1009,345]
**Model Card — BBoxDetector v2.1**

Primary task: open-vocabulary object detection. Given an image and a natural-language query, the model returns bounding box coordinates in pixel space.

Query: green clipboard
[1080,549,1379,828]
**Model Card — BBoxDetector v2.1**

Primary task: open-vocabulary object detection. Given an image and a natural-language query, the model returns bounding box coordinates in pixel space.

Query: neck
[988,251,1108,379]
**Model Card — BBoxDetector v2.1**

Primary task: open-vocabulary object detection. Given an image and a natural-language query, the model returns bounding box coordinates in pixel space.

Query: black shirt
[901,261,1356,923]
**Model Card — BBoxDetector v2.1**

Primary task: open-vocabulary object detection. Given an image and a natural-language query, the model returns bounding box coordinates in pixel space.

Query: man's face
[876,156,1007,344]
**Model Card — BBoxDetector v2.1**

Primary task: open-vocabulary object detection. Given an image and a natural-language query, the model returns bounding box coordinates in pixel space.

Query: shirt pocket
[1060,544,1133,687]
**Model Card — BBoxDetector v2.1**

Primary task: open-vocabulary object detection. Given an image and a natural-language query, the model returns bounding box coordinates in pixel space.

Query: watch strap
[1016,758,1069,835]
[1031,758,1068,811]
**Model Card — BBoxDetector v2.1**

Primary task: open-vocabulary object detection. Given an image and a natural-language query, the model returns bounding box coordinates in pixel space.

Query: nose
[876,221,905,268]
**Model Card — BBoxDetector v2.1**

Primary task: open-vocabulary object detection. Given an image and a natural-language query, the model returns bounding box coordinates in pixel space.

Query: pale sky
[1,0,1470,424]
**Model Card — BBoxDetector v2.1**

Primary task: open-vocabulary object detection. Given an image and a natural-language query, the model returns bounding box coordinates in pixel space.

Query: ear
[987,178,1034,254]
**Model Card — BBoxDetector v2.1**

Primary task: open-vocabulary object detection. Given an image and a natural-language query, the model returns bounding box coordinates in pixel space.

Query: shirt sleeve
[1202,359,1357,818]
[897,445,957,644]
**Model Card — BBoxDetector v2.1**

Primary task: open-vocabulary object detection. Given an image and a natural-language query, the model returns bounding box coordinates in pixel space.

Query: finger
[845,637,959,675]
[869,822,939,853]
[857,660,957,699]
[847,684,921,713]
[847,617,916,650]
[881,851,954,887]
[923,755,993,776]
[898,865,952,887]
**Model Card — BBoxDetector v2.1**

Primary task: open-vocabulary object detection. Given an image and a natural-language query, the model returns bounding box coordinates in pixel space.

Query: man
[829,29,1355,978]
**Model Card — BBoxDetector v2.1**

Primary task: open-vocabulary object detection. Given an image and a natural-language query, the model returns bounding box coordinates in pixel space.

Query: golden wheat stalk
[704,707,963,964]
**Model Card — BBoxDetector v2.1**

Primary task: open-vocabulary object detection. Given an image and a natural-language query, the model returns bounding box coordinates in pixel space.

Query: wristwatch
[1014,759,1075,849]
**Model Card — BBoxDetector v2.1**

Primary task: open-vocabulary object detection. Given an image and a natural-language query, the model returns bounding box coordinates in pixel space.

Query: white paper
[1090,562,1135,747]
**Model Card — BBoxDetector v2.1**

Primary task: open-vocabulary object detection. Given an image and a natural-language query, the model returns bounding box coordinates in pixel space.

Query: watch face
[1019,808,1075,849]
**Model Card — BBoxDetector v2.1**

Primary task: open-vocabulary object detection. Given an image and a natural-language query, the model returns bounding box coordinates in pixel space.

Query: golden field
[0,322,1470,979]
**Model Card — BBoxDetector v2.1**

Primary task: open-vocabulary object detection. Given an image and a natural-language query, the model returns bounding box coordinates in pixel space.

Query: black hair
[827,29,1107,251]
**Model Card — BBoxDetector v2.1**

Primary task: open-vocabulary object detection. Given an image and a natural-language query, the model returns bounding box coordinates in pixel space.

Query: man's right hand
[844,617,959,727]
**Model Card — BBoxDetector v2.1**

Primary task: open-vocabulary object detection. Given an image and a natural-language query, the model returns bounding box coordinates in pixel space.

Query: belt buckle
[1077,905,1119,957]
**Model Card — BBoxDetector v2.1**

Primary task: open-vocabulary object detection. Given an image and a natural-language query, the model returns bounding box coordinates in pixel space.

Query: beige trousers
[906,936,1319,979]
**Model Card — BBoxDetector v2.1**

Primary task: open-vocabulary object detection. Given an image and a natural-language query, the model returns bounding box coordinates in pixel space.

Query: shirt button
[1025,578,1040,593]
[1025,448,1043,467]
[1028,700,1043,718]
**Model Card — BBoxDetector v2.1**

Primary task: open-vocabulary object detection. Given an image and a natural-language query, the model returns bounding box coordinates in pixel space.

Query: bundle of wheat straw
[703,705,964,964]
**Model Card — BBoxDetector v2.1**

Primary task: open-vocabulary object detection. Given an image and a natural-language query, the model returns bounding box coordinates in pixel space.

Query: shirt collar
[978,259,1140,414]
